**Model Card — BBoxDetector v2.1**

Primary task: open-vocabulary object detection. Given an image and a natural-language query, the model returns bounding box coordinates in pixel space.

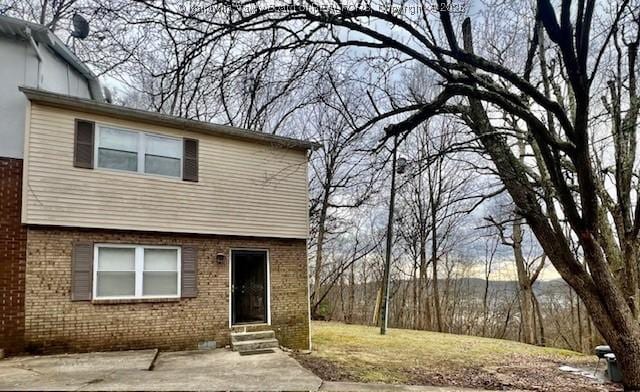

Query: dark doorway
[231,250,268,325]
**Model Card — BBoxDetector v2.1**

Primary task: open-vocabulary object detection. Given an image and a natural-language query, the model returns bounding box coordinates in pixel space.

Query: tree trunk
[423,280,432,330]
[512,135,536,345]
[347,261,355,324]
[616,345,640,391]
[532,292,546,346]
[412,260,419,329]
[397,280,409,327]
[418,240,430,329]
[429,180,443,332]
[362,263,368,325]
[587,301,640,390]
[622,238,640,319]
[311,184,331,318]
[513,220,536,345]
[560,245,640,390]
[577,298,585,352]
[339,275,346,321]
[39,0,49,25]
[482,276,490,337]
[431,250,442,332]
[372,287,382,326]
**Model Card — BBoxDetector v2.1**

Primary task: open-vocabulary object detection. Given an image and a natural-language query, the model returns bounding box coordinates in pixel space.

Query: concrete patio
[0,348,322,391]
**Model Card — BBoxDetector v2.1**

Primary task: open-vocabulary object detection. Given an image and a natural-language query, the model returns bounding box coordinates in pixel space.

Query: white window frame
[93,244,181,300]
[94,124,183,179]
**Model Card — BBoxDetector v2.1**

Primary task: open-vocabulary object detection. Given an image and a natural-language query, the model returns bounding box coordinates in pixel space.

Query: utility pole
[381,135,403,335]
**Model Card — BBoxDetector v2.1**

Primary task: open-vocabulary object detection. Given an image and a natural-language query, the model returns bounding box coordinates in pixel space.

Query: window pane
[145,155,180,177]
[98,148,138,171]
[100,127,138,152]
[97,271,135,297]
[144,248,178,271]
[143,272,178,296]
[145,135,181,158]
[97,247,135,271]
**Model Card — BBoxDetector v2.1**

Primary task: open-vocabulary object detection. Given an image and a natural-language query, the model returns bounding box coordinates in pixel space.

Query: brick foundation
[0,158,27,355]
[25,228,310,353]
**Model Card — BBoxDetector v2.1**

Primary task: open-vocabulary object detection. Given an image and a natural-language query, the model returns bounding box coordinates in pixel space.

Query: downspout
[25,27,43,89]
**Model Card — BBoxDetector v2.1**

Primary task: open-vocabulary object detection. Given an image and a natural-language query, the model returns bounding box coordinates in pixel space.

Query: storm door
[231,250,268,324]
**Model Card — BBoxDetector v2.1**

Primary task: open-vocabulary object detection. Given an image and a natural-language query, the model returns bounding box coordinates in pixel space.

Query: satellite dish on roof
[70,13,89,39]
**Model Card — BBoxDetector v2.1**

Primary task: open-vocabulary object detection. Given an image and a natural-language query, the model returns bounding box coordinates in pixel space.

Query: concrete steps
[230,330,279,352]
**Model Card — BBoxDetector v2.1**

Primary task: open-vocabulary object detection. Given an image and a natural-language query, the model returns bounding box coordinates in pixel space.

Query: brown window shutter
[183,138,199,182]
[181,245,198,298]
[74,119,95,168]
[71,242,93,301]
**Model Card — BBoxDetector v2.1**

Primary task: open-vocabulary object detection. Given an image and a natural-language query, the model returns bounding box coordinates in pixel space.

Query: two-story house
[0,16,313,355]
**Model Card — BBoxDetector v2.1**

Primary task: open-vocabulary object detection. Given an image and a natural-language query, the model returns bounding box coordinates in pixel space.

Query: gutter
[20,86,320,151]
[24,27,42,90]
[25,28,42,61]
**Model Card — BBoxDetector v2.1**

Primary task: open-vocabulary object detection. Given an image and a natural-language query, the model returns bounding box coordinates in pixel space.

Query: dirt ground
[295,353,621,391]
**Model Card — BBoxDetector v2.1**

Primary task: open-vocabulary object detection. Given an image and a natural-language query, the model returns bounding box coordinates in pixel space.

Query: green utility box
[605,353,623,383]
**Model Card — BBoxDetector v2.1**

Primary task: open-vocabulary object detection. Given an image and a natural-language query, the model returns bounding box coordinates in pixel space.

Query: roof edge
[20,86,319,151]
[0,15,105,102]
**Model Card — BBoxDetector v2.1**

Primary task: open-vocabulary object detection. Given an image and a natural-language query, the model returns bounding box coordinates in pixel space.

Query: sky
[463,260,562,282]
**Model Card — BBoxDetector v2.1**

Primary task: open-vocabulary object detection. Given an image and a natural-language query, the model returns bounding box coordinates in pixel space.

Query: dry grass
[294,321,619,391]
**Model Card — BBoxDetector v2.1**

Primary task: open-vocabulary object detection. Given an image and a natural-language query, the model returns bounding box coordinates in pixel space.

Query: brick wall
[25,228,310,353]
[0,158,27,355]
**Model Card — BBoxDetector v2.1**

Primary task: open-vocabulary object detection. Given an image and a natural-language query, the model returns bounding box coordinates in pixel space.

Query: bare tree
[2,0,77,30]
[306,74,380,318]
[165,0,640,386]
[395,119,478,332]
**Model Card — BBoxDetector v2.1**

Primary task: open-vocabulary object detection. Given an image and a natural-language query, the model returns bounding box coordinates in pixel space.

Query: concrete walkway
[0,349,157,391]
[0,348,321,391]
[0,349,489,391]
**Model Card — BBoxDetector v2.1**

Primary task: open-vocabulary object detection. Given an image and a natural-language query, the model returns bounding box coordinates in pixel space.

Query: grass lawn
[295,322,619,391]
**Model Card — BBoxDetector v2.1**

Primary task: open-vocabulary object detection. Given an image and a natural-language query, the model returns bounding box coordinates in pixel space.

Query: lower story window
[94,245,180,299]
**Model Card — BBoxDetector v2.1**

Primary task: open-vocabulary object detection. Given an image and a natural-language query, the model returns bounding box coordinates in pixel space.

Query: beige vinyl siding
[23,103,310,238]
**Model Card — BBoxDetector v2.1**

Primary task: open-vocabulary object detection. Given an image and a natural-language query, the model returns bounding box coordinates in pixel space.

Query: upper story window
[144,135,182,177]
[96,125,182,178]
[98,127,138,172]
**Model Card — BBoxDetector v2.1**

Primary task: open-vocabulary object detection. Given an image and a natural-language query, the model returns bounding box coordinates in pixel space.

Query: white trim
[134,247,144,297]
[267,249,271,325]
[21,100,32,223]
[93,243,181,300]
[228,251,231,328]
[228,248,271,328]
[94,123,183,179]
[306,241,312,350]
